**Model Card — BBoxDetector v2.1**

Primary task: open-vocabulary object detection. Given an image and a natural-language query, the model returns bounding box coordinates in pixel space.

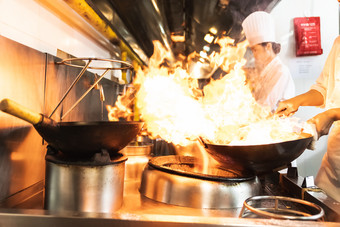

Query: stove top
[148,155,255,181]
[140,155,261,209]
[45,146,127,165]
[0,152,339,226]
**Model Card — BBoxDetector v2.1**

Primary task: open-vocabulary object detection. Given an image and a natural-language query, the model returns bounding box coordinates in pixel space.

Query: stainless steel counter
[0,209,338,227]
[0,165,339,226]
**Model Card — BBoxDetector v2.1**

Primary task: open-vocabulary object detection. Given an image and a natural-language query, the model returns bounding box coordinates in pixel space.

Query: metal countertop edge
[0,209,337,227]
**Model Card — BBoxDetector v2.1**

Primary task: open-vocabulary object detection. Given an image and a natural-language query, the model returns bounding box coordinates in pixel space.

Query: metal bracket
[50,58,133,120]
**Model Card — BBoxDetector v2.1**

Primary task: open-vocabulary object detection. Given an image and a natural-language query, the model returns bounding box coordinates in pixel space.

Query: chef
[276,36,340,202]
[242,11,295,111]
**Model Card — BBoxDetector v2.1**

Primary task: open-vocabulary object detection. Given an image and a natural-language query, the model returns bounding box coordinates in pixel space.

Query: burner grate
[149,155,255,182]
[239,195,325,221]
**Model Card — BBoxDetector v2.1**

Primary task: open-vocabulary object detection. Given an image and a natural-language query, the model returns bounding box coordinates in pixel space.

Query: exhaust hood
[67,0,281,65]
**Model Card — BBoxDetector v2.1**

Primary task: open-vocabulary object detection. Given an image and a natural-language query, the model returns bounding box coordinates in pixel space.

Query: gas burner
[45,145,126,165]
[140,155,261,209]
[44,147,127,213]
[148,155,255,181]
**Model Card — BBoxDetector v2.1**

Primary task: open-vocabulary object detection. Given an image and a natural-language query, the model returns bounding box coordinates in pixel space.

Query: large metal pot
[44,152,127,213]
[201,133,313,174]
[0,99,143,157]
[121,141,154,181]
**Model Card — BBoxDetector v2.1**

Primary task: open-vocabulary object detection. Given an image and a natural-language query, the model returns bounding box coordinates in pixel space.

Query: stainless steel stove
[0,145,339,226]
[140,155,261,209]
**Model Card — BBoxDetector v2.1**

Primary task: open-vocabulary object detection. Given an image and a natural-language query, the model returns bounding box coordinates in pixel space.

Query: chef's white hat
[242,11,276,47]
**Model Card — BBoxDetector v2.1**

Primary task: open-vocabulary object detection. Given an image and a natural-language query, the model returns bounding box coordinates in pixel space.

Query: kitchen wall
[0,34,120,206]
[0,0,123,81]
[0,0,122,205]
[271,0,339,177]
[0,0,338,179]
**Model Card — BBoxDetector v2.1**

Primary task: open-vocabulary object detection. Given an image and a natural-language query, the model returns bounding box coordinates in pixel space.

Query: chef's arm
[319,108,340,122]
[308,108,340,137]
[275,89,324,116]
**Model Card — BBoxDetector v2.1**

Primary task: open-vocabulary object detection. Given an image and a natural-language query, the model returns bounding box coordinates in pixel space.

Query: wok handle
[197,137,208,148]
[0,98,42,125]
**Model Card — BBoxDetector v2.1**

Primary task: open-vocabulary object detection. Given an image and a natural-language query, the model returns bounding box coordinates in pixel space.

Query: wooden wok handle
[0,98,42,125]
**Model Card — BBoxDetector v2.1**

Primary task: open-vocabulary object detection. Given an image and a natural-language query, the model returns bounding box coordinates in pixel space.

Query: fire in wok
[107,38,316,173]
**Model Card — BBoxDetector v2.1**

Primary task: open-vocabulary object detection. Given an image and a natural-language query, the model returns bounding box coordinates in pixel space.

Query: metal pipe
[49,59,92,118]
[61,68,110,120]
[63,0,144,66]
[121,51,128,83]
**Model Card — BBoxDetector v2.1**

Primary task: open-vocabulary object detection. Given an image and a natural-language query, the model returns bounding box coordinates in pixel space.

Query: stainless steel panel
[104,0,173,57]
[0,35,122,204]
[45,158,126,213]
[44,55,120,122]
[0,210,336,227]
[88,0,281,58]
[140,165,261,209]
[0,35,46,201]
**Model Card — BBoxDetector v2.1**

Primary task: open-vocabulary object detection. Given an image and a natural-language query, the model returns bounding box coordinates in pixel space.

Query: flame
[107,37,313,146]
[107,87,135,121]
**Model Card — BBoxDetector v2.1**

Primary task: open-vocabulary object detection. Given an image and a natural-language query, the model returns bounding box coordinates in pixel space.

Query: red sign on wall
[294,17,323,56]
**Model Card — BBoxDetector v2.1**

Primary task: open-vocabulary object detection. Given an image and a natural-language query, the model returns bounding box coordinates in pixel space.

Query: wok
[201,133,313,175]
[0,99,143,157]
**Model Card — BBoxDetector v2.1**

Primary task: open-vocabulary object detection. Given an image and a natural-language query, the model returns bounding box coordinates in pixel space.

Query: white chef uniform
[253,57,295,110]
[312,36,340,202]
[242,11,295,110]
